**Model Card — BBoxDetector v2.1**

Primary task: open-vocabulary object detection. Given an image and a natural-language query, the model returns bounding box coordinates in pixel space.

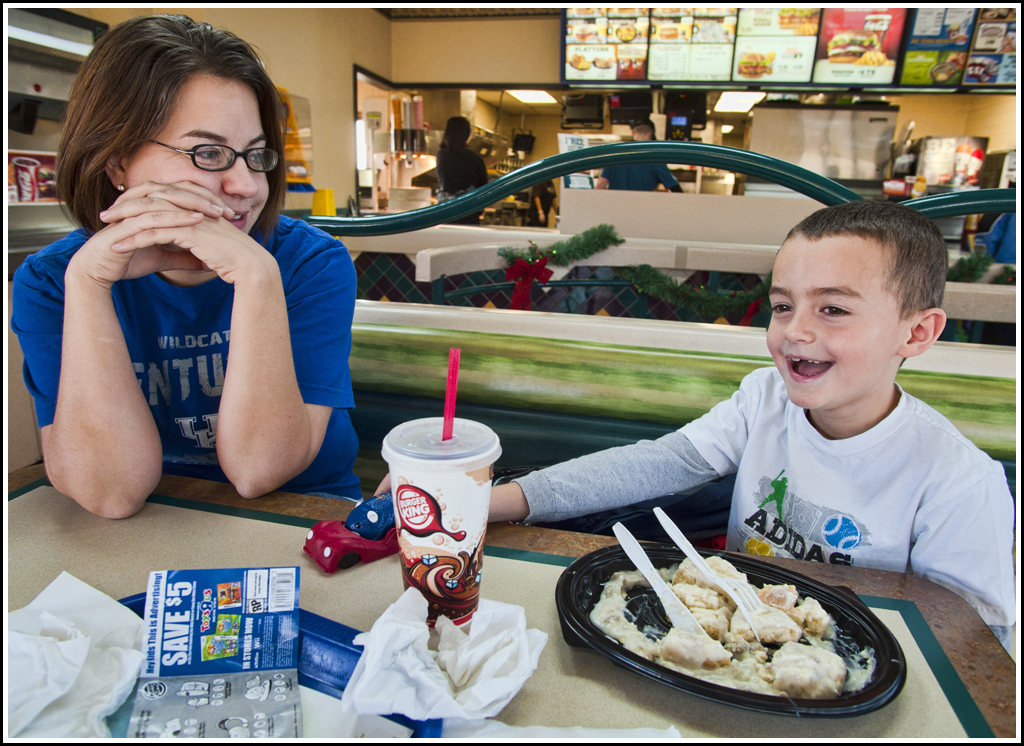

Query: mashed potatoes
[589,557,875,699]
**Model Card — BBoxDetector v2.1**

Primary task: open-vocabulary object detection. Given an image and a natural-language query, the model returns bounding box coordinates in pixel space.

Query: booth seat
[413,239,1017,325]
[348,301,1016,502]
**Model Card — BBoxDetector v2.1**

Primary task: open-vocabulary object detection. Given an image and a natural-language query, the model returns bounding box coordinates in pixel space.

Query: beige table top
[7,465,1016,737]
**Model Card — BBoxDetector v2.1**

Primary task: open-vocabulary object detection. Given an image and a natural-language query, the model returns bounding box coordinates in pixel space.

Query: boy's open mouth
[788,357,833,379]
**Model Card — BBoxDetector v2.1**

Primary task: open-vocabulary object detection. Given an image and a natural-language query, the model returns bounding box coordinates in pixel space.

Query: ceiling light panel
[507,90,558,105]
[714,92,766,113]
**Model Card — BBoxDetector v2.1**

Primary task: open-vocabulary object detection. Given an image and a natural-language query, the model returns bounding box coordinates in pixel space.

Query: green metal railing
[307,141,1016,236]
[307,141,1015,321]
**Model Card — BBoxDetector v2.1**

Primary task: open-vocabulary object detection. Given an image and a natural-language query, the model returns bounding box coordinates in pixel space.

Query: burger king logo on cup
[395,484,467,541]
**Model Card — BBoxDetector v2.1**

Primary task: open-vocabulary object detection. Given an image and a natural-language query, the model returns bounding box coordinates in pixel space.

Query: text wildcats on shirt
[135,331,231,405]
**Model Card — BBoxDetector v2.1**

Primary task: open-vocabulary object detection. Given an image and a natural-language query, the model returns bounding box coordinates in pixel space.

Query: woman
[435,116,489,226]
[11,15,362,518]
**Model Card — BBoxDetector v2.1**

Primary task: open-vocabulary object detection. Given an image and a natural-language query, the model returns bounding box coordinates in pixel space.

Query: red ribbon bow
[739,298,763,327]
[505,257,554,311]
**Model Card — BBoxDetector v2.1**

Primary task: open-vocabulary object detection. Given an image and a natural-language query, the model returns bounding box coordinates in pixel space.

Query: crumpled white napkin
[340,588,547,721]
[7,572,145,738]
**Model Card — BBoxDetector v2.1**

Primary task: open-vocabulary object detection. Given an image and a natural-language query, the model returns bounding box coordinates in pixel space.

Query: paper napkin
[340,588,547,721]
[7,572,145,737]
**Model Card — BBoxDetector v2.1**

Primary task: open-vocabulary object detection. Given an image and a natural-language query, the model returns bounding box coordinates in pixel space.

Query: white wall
[73,7,394,209]
[390,17,562,84]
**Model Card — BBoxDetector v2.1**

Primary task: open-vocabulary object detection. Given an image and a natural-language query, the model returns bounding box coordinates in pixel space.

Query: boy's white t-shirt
[681,366,1016,628]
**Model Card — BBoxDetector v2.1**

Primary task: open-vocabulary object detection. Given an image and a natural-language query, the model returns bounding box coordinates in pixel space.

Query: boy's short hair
[785,200,948,318]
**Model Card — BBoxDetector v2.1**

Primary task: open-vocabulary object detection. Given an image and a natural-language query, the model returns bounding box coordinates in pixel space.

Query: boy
[488,200,1016,650]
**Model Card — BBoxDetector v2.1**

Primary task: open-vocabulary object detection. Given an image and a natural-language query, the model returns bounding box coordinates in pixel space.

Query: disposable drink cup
[382,417,501,626]
[13,157,41,202]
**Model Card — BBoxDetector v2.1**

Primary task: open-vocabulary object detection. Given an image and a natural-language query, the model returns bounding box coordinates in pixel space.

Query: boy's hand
[488,482,530,523]
[373,475,391,497]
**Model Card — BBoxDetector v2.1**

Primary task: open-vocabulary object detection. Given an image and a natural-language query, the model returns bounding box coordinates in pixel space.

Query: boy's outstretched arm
[375,431,721,526]
[498,431,721,525]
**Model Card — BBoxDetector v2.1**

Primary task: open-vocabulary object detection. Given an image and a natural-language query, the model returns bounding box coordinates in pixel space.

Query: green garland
[946,252,994,283]
[991,265,1016,286]
[498,224,1012,319]
[620,265,770,319]
[497,224,624,267]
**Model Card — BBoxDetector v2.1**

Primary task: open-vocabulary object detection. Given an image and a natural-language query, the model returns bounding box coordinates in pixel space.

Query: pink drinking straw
[442,347,461,441]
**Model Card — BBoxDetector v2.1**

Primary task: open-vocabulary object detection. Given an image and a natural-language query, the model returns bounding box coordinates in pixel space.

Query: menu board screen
[565,8,651,81]
[732,8,820,83]
[963,8,1016,86]
[899,8,976,86]
[812,8,907,85]
[648,8,737,82]
[561,6,1007,88]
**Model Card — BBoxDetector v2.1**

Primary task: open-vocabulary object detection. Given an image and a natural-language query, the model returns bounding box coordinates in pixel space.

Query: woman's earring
[117,184,126,191]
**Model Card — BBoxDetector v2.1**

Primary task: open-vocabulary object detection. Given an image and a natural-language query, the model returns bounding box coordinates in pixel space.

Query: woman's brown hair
[57,14,285,239]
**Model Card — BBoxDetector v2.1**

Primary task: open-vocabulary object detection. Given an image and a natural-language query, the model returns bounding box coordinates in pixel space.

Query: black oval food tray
[555,544,907,718]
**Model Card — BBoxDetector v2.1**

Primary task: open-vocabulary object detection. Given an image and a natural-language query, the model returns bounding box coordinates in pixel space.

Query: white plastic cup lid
[381,417,501,467]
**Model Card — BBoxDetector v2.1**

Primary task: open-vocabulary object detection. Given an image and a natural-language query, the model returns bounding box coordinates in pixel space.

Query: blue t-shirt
[11,216,362,500]
[601,163,680,192]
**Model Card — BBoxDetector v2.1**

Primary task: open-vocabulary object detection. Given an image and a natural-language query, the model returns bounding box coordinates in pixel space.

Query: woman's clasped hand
[89,180,276,287]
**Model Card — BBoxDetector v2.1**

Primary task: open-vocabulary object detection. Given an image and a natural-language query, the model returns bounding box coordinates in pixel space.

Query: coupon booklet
[128,567,301,738]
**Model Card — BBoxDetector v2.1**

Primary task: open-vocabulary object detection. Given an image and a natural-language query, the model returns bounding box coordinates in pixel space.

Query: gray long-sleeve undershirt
[515,430,1017,656]
[514,430,721,524]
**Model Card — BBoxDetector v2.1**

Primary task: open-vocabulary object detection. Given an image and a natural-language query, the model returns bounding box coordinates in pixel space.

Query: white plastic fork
[653,507,765,642]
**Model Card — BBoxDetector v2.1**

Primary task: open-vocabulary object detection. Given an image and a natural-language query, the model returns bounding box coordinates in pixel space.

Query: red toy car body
[303,520,400,573]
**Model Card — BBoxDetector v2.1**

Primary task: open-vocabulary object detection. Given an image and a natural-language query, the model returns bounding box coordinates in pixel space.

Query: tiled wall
[890,93,1018,152]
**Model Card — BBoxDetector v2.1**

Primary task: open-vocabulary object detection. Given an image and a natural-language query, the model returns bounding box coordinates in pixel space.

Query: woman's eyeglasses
[149,141,279,172]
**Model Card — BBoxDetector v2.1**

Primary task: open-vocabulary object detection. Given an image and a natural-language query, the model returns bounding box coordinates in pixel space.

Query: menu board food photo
[899,8,976,86]
[732,8,820,83]
[963,8,1016,86]
[812,8,907,85]
[565,8,651,81]
[648,8,737,82]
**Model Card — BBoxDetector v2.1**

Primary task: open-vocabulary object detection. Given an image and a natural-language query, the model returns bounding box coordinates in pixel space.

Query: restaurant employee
[596,119,683,193]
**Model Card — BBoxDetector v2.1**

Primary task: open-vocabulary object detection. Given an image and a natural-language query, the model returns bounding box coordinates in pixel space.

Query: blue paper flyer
[141,566,300,677]
[128,567,302,738]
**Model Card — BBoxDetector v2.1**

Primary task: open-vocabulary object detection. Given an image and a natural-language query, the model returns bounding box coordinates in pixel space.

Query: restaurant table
[7,464,1016,738]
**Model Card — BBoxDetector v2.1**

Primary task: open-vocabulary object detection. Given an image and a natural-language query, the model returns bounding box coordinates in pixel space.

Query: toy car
[302,491,400,573]
[303,522,399,573]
